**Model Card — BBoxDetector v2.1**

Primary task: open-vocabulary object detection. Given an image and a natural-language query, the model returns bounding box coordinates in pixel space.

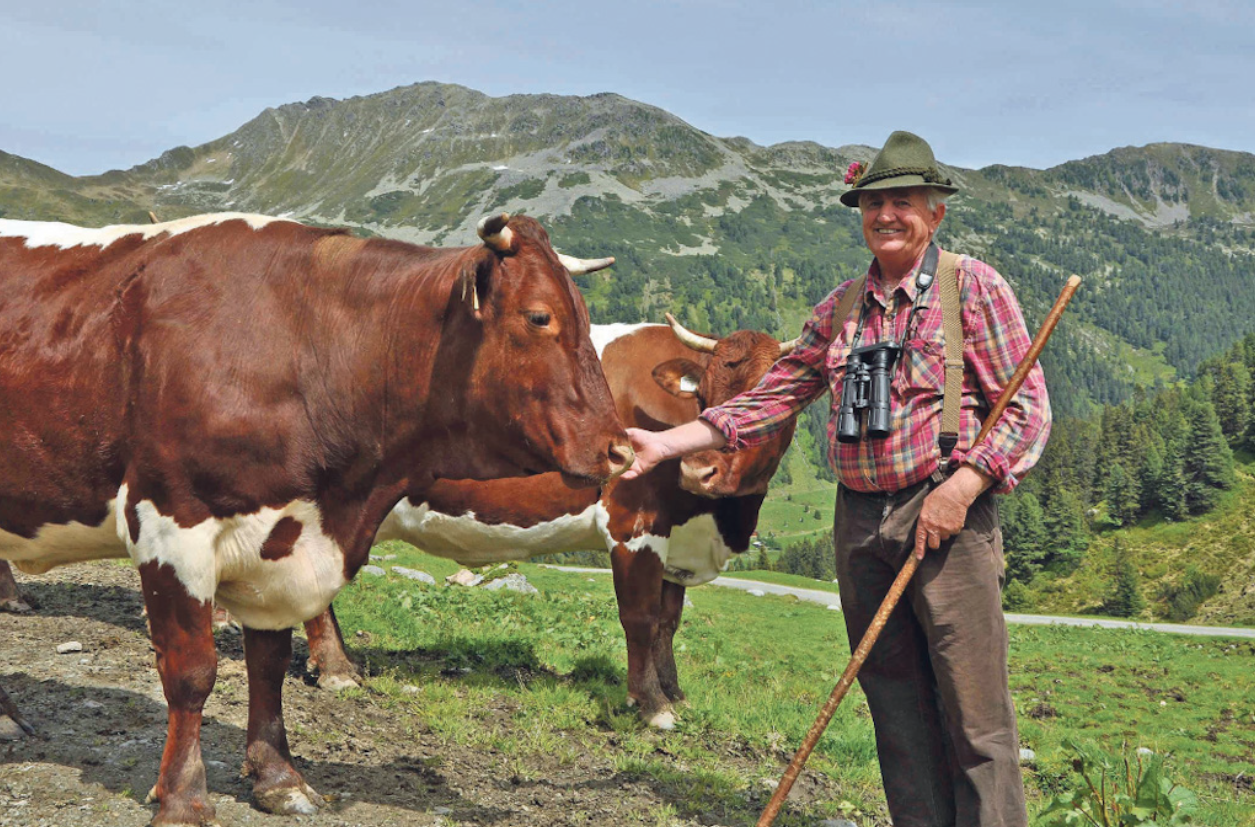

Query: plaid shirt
[701,251,1051,494]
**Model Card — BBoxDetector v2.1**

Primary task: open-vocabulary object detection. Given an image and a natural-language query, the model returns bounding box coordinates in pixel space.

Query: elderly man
[623,131,1050,826]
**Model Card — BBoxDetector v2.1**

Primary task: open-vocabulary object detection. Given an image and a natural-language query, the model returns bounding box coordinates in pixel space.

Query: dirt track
[0,562,844,827]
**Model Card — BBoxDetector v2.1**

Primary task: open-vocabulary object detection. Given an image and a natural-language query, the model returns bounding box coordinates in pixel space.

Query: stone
[747,589,766,597]
[483,573,539,594]
[446,569,484,587]
[56,641,83,654]
[1019,747,1036,763]
[392,567,436,584]
[360,565,386,577]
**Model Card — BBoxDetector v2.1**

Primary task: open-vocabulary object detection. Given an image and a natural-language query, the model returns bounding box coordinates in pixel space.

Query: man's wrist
[946,464,995,506]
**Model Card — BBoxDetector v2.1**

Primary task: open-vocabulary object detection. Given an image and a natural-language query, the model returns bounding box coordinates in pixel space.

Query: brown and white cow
[301,316,798,729]
[0,212,631,824]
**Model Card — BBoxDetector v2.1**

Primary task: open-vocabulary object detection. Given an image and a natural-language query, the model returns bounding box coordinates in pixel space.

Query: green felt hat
[840,130,959,207]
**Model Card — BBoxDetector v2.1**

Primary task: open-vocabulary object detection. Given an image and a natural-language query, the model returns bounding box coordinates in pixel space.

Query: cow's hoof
[646,710,676,730]
[144,789,221,826]
[255,781,323,815]
[0,597,35,614]
[0,716,32,741]
[316,672,360,692]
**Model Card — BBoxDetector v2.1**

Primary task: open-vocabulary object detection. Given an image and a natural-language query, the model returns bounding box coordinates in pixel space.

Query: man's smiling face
[859,187,946,278]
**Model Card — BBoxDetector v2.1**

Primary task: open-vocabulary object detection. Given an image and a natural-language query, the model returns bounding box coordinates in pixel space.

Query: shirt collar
[866,250,928,307]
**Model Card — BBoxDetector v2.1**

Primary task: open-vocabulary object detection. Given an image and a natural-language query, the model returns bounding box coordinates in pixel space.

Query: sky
[2,0,1253,177]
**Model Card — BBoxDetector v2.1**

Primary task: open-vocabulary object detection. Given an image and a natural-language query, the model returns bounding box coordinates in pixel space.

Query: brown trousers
[834,480,1026,827]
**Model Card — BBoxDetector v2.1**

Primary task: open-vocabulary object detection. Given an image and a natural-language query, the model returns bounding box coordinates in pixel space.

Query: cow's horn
[778,337,799,357]
[665,313,717,353]
[558,253,615,276]
[478,213,513,253]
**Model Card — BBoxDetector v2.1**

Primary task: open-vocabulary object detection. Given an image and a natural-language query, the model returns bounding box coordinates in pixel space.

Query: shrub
[1159,567,1222,622]
[1038,739,1198,826]
[1002,580,1035,612]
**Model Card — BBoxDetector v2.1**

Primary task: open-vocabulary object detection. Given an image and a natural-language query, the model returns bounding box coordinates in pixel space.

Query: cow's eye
[526,310,552,328]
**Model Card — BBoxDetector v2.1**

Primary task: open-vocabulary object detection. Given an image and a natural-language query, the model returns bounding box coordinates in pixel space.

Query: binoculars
[836,341,901,443]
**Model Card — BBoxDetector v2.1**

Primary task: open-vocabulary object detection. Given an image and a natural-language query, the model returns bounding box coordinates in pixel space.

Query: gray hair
[924,187,950,211]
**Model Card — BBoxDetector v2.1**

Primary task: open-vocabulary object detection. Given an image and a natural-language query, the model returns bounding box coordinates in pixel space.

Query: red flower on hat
[844,161,865,186]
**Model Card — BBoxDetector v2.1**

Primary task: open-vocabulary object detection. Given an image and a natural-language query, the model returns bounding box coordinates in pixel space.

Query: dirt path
[1,562,836,827]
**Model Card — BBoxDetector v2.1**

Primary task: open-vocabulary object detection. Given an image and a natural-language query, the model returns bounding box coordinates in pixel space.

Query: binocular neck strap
[833,248,963,464]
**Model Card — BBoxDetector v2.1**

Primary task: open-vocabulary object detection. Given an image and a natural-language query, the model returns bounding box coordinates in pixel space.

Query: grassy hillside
[1029,452,1255,626]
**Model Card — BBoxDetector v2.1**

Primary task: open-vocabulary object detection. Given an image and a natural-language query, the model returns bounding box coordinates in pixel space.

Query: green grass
[329,544,1255,825]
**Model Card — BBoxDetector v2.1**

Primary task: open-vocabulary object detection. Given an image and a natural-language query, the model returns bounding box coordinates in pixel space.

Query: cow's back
[0,222,153,535]
[0,215,370,539]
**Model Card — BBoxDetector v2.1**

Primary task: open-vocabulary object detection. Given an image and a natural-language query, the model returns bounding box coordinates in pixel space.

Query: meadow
[328,541,1255,826]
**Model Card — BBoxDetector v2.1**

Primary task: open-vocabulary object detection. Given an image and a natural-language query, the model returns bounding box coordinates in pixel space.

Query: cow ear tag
[652,359,704,398]
[461,270,482,315]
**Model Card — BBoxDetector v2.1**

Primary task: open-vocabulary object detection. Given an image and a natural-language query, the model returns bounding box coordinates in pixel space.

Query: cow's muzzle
[607,439,636,481]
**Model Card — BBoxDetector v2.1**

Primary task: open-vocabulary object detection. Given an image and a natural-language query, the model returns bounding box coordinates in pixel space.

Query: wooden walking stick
[757,274,1082,827]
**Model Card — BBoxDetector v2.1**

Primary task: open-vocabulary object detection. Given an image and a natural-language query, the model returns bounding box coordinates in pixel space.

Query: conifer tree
[1205,361,1251,441]
[1104,462,1140,527]
[1183,396,1235,513]
[1001,492,1048,583]
[1042,486,1089,570]
[1104,538,1145,618]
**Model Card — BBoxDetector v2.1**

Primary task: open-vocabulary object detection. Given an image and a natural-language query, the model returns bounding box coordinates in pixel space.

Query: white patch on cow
[589,323,662,359]
[0,212,292,251]
[621,514,733,588]
[0,499,127,575]
[377,500,604,567]
[122,490,348,630]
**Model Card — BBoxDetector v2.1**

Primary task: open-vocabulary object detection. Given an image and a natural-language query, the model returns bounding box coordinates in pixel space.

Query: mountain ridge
[3,80,1255,419]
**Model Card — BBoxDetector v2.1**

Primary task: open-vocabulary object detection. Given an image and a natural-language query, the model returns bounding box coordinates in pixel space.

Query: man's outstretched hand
[618,420,728,481]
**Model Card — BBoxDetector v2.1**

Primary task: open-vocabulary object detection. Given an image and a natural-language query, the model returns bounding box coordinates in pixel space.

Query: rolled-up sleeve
[952,260,1052,493]
[699,286,846,450]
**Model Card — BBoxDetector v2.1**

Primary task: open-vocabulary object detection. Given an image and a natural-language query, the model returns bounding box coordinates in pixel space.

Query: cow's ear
[652,359,704,398]
[461,255,496,319]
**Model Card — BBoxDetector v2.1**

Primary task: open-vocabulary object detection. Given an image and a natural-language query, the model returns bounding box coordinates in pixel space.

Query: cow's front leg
[610,542,675,729]
[137,561,219,826]
[653,579,688,706]
[242,626,323,815]
[303,604,361,690]
[0,560,36,614]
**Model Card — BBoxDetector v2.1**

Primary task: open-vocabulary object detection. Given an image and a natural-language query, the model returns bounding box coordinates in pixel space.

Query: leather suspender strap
[831,275,867,334]
[936,251,963,462]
